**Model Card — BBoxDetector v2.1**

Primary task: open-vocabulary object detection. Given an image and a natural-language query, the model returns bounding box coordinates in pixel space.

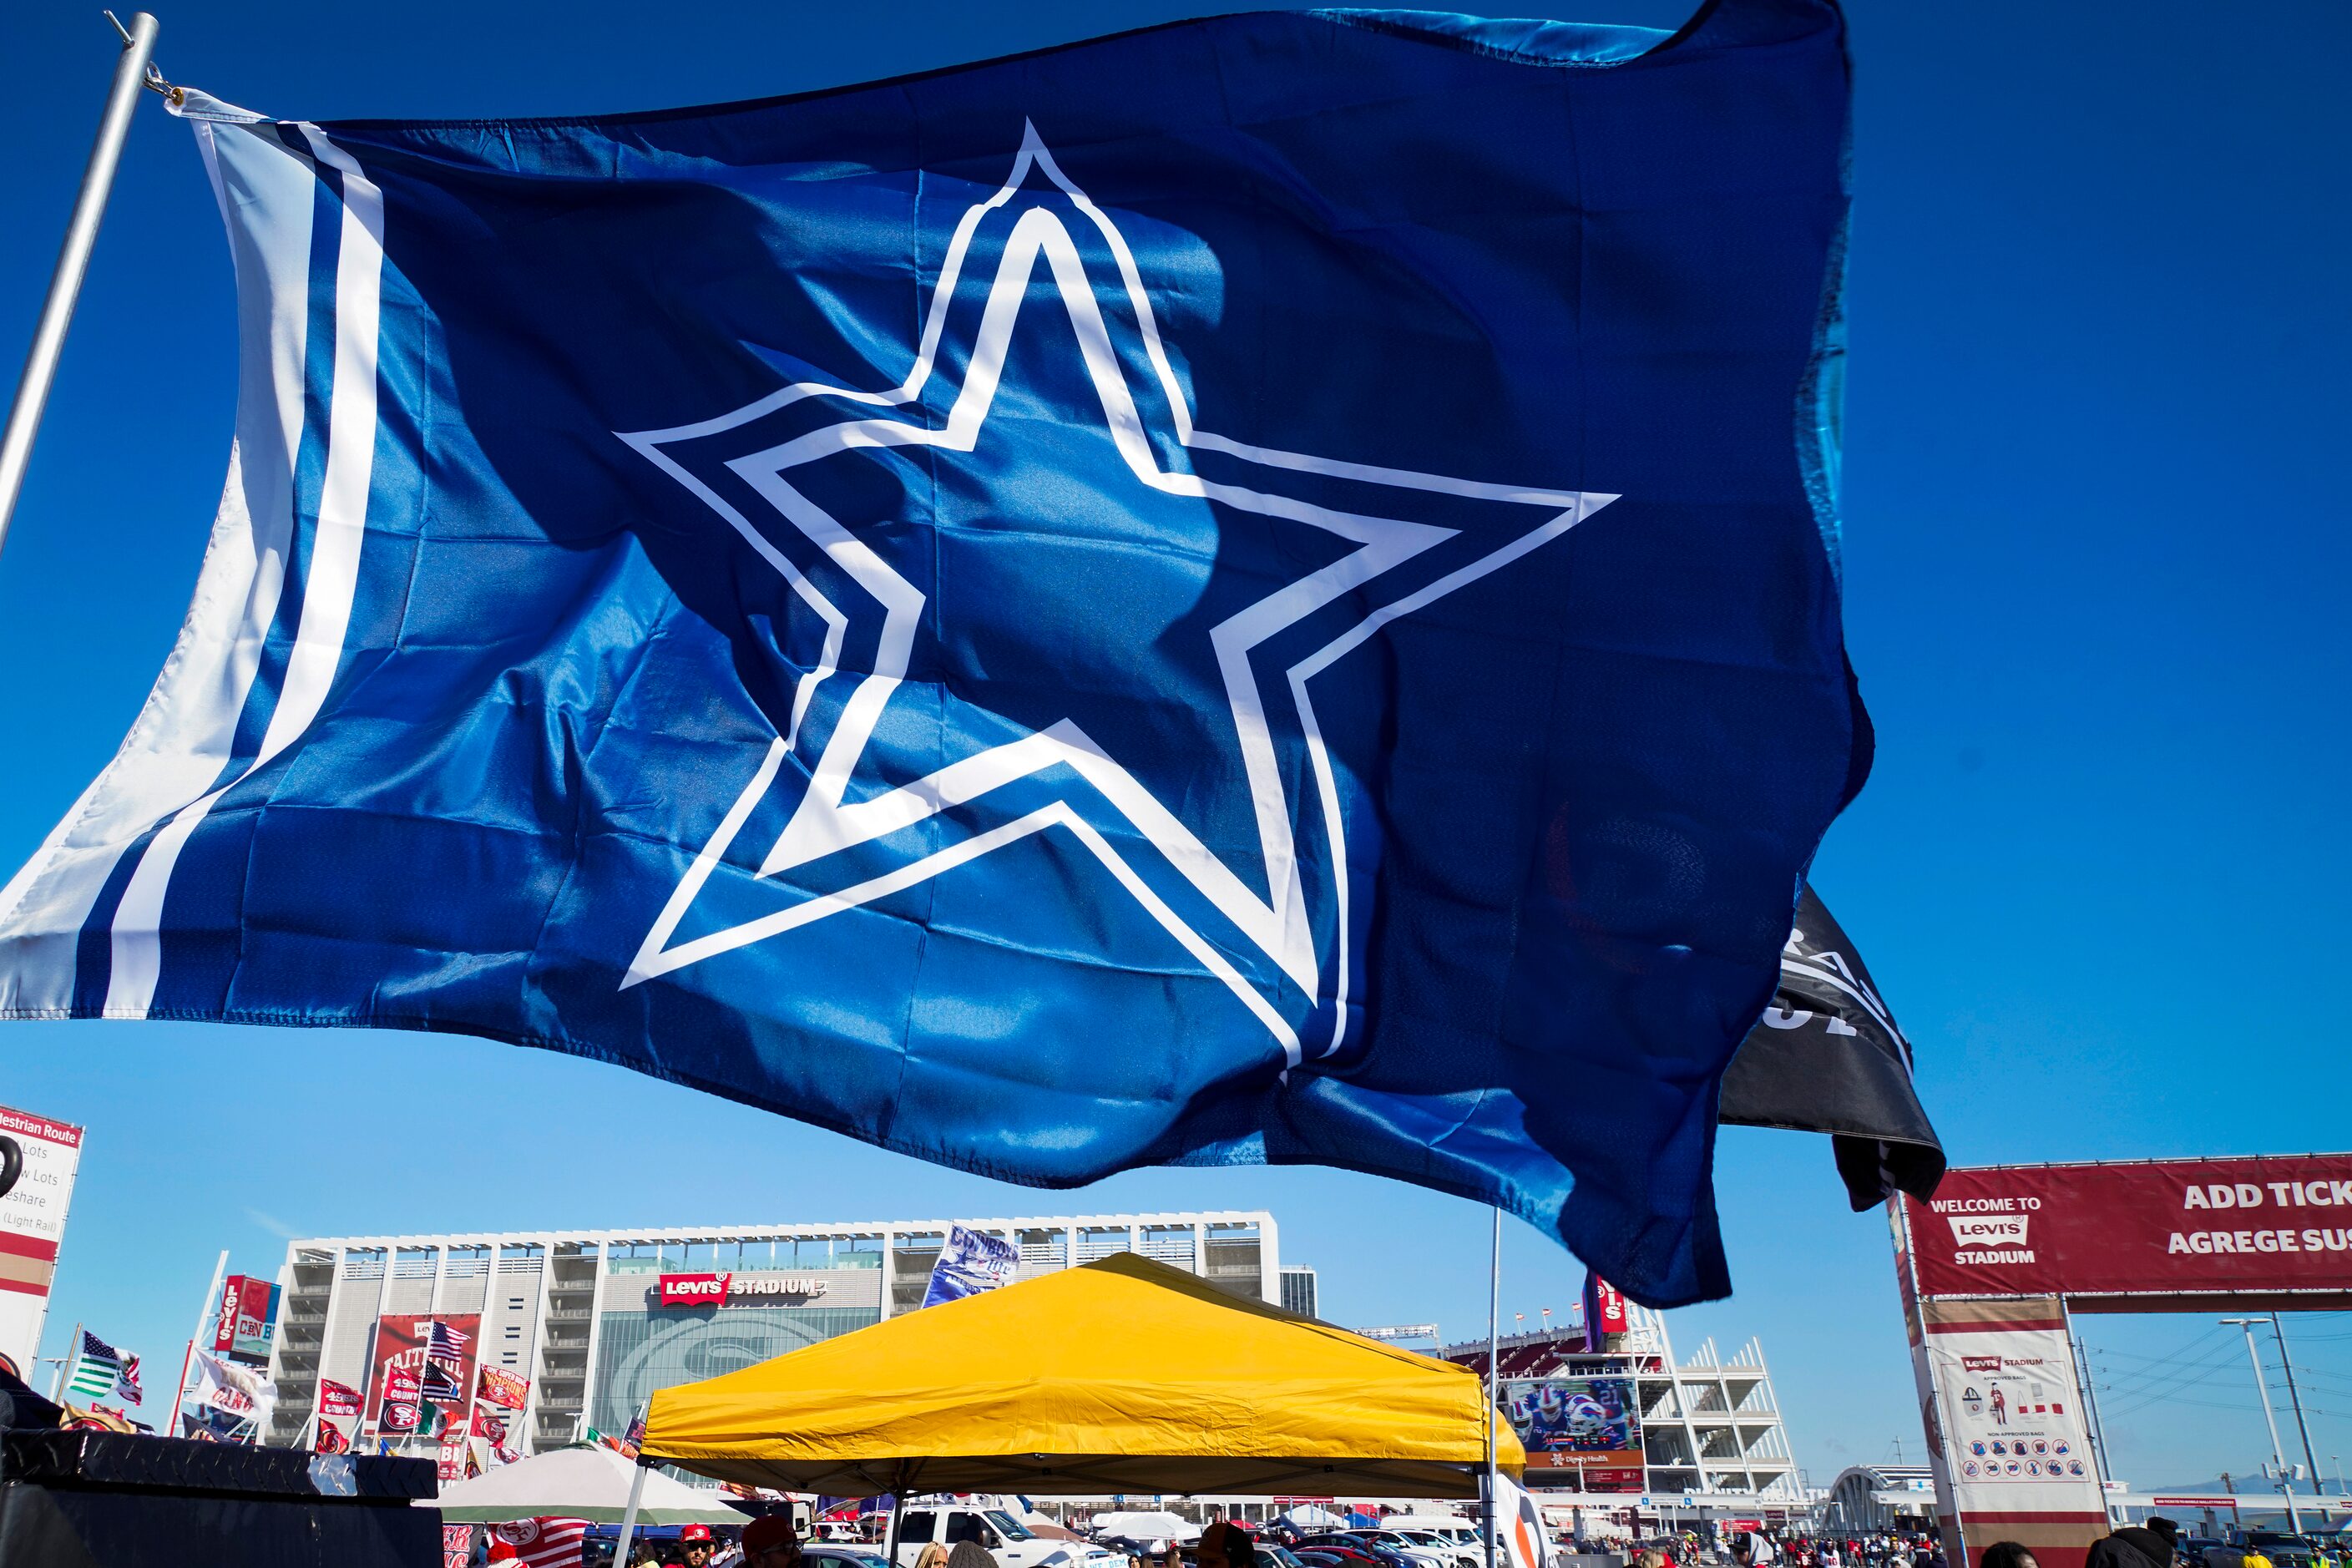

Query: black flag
[1721,883,1944,1207]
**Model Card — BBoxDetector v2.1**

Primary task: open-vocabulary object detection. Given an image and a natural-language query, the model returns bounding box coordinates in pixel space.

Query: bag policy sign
[1907,1156,2352,1302]
[1907,1294,2107,1568]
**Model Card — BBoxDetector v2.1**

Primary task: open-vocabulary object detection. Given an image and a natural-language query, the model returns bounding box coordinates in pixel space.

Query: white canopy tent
[431,1444,749,1525]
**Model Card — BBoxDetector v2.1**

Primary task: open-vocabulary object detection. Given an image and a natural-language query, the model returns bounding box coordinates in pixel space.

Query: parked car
[897,1500,1121,1568]
[1297,1534,1435,1568]
[2229,1533,2324,1568]
[1294,1550,1382,1568]
[808,1549,891,1568]
[1292,1543,1384,1568]
[1371,1531,1480,1568]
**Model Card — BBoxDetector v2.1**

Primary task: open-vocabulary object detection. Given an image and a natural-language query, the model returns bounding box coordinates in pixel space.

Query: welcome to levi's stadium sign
[656,1271,832,1308]
[1904,1155,2352,1308]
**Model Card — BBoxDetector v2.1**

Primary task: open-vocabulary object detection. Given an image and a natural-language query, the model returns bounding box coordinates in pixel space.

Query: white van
[1384,1518,1480,1550]
[892,1500,1122,1568]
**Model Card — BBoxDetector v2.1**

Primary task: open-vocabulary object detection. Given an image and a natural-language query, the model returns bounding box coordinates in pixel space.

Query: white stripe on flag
[102,124,386,1019]
[0,117,316,1016]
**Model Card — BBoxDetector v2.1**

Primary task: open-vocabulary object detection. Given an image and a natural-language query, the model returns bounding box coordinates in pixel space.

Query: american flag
[489,1516,588,1568]
[424,1319,469,1358]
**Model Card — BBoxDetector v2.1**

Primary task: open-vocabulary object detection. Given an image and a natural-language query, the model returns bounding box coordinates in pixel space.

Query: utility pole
[2270,1317,2324,1499]
[2223,1318,2301,1533]
[2066,1302,2112,1485]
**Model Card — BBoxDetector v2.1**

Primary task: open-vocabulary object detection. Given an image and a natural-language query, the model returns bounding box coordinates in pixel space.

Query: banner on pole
[477,1365,529,1410]
[922,1226,1020,1308]
[190,1348,276,1434]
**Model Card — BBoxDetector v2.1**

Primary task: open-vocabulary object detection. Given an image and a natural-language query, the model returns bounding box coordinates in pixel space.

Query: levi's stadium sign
[1905,1155,2352,1308]
[657,1271,831,1307]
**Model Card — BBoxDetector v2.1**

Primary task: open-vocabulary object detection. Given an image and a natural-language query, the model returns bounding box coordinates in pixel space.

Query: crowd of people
[1626,1528,1950,1568]
[534,1501,2352,1568]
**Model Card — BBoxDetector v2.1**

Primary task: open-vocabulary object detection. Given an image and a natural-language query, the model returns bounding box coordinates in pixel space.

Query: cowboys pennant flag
[0,0,1860,1303]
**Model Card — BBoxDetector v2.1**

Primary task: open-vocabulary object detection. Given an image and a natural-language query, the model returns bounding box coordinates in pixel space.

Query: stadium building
[1444,1299,1806,1519]
[260,1211,1282,1453]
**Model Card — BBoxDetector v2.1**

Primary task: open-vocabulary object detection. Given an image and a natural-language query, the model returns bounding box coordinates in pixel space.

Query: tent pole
[613,1458,650,1565]
[1485,1205,1500,1568]
[885,1490,903,1567]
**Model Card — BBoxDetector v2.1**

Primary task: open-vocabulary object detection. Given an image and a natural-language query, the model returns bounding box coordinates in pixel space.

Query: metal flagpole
[1485,1206,1501,1568]
[52,1320,82,1400]
[0,11,164,562]
[611,1459,651,1565]
[171,1250,230,1437]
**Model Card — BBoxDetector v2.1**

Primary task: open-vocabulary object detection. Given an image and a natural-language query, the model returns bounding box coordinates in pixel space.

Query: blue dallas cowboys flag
[0,0,1859,1304]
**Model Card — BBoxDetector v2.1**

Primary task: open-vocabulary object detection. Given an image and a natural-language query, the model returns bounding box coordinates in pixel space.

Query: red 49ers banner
[1905,1154,2352,1308]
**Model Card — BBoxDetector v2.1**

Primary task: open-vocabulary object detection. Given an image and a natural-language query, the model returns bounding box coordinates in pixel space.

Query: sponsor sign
[1501,1376,1645,1492]
[221,1275,281,1365]
[1582,1272,1630,1341]
[1908,1156,2352,1304]
[660,1272,731,1307]
[213,1276,240,1355]
[0,1103,84,1371]
[656,1270,831,1306]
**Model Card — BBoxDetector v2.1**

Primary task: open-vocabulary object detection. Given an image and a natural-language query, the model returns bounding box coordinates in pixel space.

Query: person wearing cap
[1200,1521,1255,1568]
[2086,1516,2179,1568]
[746,1516,804,1568]
[680,1524,715,1568]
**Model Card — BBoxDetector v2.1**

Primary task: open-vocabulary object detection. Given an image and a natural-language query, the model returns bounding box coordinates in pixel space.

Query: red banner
[365,1313,481,1436]
[1906,1156,2352,1307]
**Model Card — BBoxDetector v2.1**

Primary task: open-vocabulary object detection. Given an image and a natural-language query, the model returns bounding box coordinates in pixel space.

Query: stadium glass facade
[260,1211,1282,1454]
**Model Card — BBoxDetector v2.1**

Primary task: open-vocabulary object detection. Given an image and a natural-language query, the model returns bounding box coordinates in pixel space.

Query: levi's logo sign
[1947,1216,2029,1247]
[659,1272,731,1307]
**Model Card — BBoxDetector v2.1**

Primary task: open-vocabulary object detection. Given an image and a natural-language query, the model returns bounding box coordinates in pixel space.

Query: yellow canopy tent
[640,1252,1525,1498]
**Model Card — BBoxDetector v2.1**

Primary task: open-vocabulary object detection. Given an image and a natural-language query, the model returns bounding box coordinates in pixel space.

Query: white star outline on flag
[615,123,1616,1066]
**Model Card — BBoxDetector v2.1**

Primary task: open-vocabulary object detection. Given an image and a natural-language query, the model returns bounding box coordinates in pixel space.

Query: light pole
[2223,1318,2301,1533]
[2270,1317,2324,1499]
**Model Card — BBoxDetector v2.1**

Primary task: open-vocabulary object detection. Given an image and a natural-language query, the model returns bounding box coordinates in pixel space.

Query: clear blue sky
[1,0,2346,1494]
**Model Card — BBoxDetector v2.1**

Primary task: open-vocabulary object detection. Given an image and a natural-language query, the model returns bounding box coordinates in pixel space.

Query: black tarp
[0,1430,441,1568]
